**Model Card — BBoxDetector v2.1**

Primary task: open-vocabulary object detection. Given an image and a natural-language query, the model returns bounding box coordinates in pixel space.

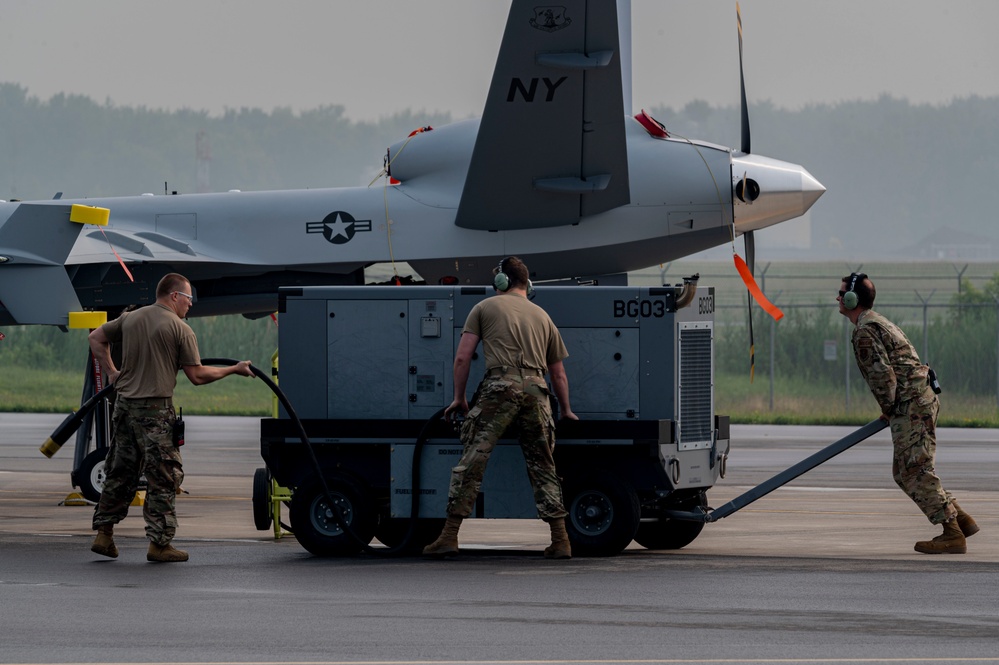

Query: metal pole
[756,263,774,403]
[915,290,935,362]
[995,296,999,411]
[952,263,968,298]
[845,319,851,410]
[924,301,929,362]
[767,290,781,412]
[770,314,776,411]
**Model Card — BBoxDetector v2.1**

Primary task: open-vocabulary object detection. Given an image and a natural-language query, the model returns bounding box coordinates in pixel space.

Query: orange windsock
[734,253,783,321]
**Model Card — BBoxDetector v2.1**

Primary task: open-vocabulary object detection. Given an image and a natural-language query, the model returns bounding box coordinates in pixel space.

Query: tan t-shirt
[101,304,201,399]
[463,294,568,372]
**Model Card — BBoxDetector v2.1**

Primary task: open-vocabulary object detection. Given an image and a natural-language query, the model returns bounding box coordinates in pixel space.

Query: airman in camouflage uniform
[424,257,578,559]
[839,273,979,554]
[88,273,254,562]
[448,370,565,519]
[99,399,184,546]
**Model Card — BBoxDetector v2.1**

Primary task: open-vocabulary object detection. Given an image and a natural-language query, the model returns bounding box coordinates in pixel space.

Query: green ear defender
[843,273,865,310]
[493,257,534,295]
[493,259,510,291]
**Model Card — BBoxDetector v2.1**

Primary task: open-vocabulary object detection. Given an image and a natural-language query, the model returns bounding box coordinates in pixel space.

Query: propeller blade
[738,3,754,380]
[737,2,751,154]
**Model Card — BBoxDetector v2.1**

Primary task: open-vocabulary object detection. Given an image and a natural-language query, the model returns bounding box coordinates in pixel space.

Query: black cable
[40,384,115,458]
[43,357,444,556]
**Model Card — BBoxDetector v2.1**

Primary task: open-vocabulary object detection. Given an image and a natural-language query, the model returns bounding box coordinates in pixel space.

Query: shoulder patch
[856,335,874,363]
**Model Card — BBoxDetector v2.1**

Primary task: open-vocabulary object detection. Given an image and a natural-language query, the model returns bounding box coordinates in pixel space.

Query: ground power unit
[260,284,730,556]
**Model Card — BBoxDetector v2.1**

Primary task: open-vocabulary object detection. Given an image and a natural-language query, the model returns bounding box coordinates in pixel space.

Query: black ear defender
[842,272,867,310]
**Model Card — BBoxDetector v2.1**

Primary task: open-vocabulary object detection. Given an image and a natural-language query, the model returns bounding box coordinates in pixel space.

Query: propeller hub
[731,154,826,234]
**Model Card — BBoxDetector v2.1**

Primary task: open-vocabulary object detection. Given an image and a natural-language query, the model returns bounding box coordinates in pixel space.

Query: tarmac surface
[1,413,997,664]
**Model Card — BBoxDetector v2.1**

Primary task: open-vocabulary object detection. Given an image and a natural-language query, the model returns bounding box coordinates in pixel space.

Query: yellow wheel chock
[270,480,293,540]
[253,466,292,539]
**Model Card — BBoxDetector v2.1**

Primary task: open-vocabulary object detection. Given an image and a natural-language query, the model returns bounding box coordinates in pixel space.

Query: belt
[486,367,544,378]
[119,396,173,407]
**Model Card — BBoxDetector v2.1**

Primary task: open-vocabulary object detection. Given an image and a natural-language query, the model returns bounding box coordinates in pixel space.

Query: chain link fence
[631,261,999,415]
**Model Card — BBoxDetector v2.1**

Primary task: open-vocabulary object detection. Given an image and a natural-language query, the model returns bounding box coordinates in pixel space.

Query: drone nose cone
[731,154,826,234]
[801,168,826,212]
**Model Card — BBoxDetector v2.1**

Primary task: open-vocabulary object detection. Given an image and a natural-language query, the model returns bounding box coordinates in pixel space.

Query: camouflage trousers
[889,392,955,524]
[92,397,184,546]
[446,373,567,520]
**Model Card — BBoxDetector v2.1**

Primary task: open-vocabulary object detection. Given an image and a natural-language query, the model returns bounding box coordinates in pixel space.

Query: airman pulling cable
[41,357,441,556]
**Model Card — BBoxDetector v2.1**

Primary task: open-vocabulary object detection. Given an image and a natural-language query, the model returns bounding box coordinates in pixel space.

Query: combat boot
[914,519,966,554]
[422,516,462,558]
[952,501,980,538]
[147,541,189,562]
[91,524,118,559]
[544,517,572,560]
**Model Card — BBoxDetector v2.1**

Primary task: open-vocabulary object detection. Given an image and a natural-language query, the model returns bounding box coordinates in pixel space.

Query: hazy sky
[1,1,997,121]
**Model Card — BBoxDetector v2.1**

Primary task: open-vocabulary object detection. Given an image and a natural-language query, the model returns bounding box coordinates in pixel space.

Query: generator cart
[259,283,729,557]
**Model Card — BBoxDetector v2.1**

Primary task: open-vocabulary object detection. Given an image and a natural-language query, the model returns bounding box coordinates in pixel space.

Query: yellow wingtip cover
[68,311,107,329]
[69,204,110,226]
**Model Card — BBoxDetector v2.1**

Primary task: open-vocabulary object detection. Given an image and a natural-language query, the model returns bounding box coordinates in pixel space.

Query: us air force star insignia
[306,211,372,245]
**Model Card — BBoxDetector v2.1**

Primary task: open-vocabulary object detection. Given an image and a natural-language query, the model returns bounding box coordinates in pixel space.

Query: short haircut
[156,273,191,299]
[841,273,876,309]
[495,256,530,290]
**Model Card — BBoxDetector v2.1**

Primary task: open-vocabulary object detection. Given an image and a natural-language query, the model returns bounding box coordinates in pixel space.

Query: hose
[40,384,115,458]
[202,358,442,556]
[41,357,444,556]
[673,273,701,310]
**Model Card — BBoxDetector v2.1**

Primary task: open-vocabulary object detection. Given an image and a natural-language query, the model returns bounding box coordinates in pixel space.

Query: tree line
[2,83,997,258]
[2,84,998,396]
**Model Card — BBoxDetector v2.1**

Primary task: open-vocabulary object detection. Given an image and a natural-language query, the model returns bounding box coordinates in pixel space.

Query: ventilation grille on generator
[678,325,713,450]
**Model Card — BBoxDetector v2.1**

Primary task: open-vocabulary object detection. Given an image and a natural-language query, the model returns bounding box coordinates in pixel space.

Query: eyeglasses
[838,290,847,298]
[173,291,194,302]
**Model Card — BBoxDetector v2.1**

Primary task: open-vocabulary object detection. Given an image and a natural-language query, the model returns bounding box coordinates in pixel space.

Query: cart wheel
[289,474,375,557]
[78,448,109,503]
[564,472,640,557]
[252,467,272,531]
[375,517,446,554]
[634,490,707,550]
